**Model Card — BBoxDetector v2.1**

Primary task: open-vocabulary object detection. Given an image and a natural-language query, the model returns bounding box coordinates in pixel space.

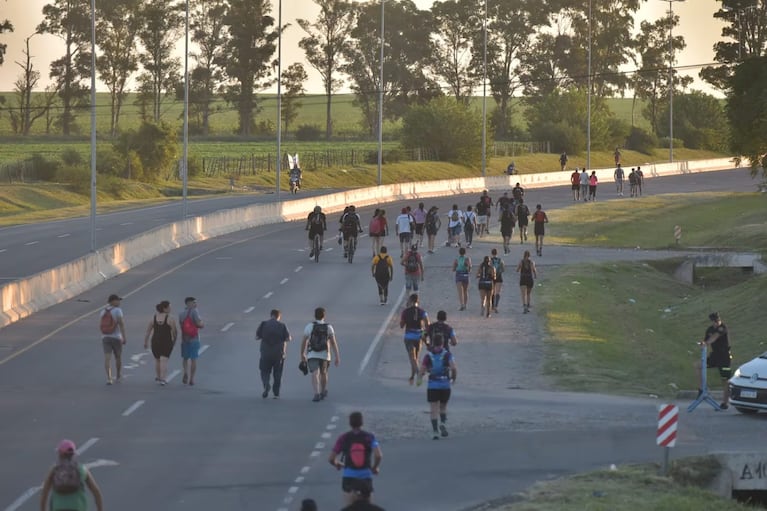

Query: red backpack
[181,310,199,338]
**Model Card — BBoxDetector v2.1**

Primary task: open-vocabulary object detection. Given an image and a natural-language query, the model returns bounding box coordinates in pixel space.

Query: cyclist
[341,205,363,258]
[306,206,327,259]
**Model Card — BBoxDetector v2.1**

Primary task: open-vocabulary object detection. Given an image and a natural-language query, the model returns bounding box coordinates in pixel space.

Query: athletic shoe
[440,424,449,437]
[262,384,270,399]
[182,373,188,385]
[320,389,328,400]
[106,379,113,385]
[720,402,729,410]
[312,394,321,402]
[432,433,440,440]
[309,251,314,259]
[524,233,527,241]
[160,380,167,386]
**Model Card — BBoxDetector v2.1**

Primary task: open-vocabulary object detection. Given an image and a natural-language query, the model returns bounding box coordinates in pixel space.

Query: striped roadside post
[657,404,679,475]
[674,225,682,244]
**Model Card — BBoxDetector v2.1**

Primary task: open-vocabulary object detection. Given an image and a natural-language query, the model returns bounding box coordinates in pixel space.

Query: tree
[136,0,183,123]
[343,0,440,136]
[700,1,767,92]
[114,121,179,181]
[401,96,487,165]
[519,32,578,97]
[281,63,308,136]
[5,34,50,135]
[37,0,92,135]
[223,0,279,136]
[298,0,356,140]
[655,91,727,151]
[430,0,478,103]
[188,0,229,135]
[0,17,12,66]
[727,56,767,177]
[96,0,141,136]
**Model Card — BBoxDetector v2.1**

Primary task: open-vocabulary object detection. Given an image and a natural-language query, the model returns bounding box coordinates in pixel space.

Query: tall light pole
[182,0,190,219]
[664,0,685,163]
[376,0,385,186]
[276,0,283,195]
[89,0,97,252]
[480,0,488,178]
[586,0,592,170]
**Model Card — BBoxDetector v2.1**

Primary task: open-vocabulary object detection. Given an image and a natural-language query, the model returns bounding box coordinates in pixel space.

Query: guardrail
[0,157,739,329]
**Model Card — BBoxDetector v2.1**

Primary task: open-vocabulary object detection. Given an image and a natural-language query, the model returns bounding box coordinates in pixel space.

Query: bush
[29,153,59,181]
[295,124,323,141]
[625,127,658,155]
[659,137,685,149]
[56,165,90,195]
[529,121,585,155]
[60,148,84,167]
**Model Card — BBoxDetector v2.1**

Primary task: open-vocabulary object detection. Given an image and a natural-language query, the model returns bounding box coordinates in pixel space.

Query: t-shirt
[533,210,546,223]
[589,175,598,186]
[707,323,730,361]
[100,306,124,340]
[256,318,290,357]
[49,463,89,511]
[580,172,589,185]
[401,306,427,340]
[402,252,422,275]
[303,320,336,361]
[426,322,455,348]
[421,348,454,389]
[332,430,380,479]
[395,214,412,234]
[570,172,580,185]
[179,308,202,341]
[412,207,427,225]
[614,167,624,179]
[447,210,464,227]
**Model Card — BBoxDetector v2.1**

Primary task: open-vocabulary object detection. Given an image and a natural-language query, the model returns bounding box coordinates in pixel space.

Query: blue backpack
[428,350,450,381]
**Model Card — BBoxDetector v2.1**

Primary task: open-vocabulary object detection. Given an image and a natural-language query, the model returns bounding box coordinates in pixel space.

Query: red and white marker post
[657,404,679,474]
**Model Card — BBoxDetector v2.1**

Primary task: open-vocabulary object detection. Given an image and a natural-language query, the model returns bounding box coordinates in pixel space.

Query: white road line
[166,369,181,382]
[0,249,6,253]
[314,442,325,449]
[331,415,339,422]
[119,222,133,226]
[215,256,233,260]
[244,306,255,313]
[288,487,299,494]
[294,266,302,273]
[77,437,99,456]
[57,233,71,238]
[283,496,294,504]
[295,476,304,484]
[121,400,145,417]
[199,344,210,355]
[280,278,289,285]
[326,424,337,430]
[358,284,408,375]
[325,247,334,252]
[300,466,310,474]
[277,508,289,511]
[221,322,235,332]
[264,291,274,299]
[321,432,332,439]
[5,485,41,511]
[24,241,39,246]
[310,451,321,457]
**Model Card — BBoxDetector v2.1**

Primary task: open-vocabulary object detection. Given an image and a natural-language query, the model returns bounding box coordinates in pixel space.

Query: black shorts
[478,281,493,291]
[493,276,503,284]
[414,224,424,235]
[342,477,373,495]
[707,356,732,378]
[520,277,534,289]
[534,223,545,236]
[399,232,412,243]
[404,338,422,354]
[518,219,528,228]
[308,228,324,241]
[571,184,579,190]
[427,388,451,403]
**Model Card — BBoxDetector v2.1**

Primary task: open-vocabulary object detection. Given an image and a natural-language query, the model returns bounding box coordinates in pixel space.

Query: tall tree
[281,63,308,136]
[700,0,767,92]
[518,31,578,97]
[298,0,356,140]
[343,0,440,136]
[223,0,279,136]
[726,56,767,178]
[189,0,229,135]
[137,0,183,123]
[96,0,141,136]
[37,0,91,135]
[430,0,478,103]
[6,34,49,135]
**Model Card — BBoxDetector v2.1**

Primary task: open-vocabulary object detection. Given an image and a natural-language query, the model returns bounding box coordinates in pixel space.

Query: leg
[104,352,113,382]
[159,356,169,381]
[519,286,526,310]
[430,401,441,437]
[182,358,189,383]
[272,358,284,397]
[319,365,329,396]
[310,367,321,396]
[461,282,469,309]
[259,357,272,391]
[155,358,162,381]
[406,343,419,382]
[189,359,197,384]
[114,352,122,380]
[455,282,463,308]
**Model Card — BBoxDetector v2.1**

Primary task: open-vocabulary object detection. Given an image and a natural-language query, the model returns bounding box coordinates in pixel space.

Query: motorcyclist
[289,167,302,190]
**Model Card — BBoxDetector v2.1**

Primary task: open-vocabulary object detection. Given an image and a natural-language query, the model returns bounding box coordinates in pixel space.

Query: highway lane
[0,168,762,511]
[0,188,336,281]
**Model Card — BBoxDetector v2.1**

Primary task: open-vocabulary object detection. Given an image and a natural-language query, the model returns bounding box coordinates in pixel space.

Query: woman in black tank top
[143,301,178,385]
[516,251,538,314]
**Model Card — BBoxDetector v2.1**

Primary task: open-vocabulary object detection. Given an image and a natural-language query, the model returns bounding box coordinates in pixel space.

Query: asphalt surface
[0,168,764,511]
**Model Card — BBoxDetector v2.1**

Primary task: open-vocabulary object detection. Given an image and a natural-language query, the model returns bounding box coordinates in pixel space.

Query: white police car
[728,352,767,414]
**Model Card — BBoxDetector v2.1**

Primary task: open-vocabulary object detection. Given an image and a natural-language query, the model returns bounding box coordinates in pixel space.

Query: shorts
[405,274,420,291]
[518,219,528,228]
[414,223,424,235]
[707,356,732,379]
[534,224,545,236]
[308,358,330,374]
[476,215,487,225]
[455,272,469,284]
[342,477,373,496]
[308,228,323,241]
[571,183,579,190]
[399,232,412,244]
[404,338,422,354]
[478,281,493,291]
[102,337,122,356]
[449,225,461,237]
[493,276,503,284]
[500,227,513,237]
[427,388,451,403]
[520,277,534,289]
[426,226,438,236]
[181,340,201,360]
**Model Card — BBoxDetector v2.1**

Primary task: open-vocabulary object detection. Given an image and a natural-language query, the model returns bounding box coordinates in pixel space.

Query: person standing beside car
[695,312,732,410]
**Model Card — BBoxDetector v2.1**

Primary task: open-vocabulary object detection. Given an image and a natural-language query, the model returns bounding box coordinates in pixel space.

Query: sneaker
[432,433,440,440]
[309,250,314,259]
[440,424,449,437]
[182,373,188,385]
[262,384,271,399]
[312,394,321,402]
[106,379,113,385]
[720,402,729,410]
[343,252,348,258]
[160,379,167,386]
[272,393,280,399]
[320,389,328,400]
[428,250,434,254]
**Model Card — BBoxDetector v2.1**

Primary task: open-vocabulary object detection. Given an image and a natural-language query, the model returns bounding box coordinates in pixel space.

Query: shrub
[295,124,323,141]
[29,153,59,181]
[60,148,84,167]
[625,127,658,155]
[56,165,90,195]
[529,121,585,155]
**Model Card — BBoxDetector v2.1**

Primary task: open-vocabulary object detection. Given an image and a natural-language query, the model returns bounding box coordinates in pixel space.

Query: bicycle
[347,235,357,264]
[313,233,321,263]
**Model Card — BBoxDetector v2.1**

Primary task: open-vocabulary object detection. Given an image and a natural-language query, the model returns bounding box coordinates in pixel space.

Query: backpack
[308,322,329,352]
[51,459,82,494]
[342,431,373,470]
[428,322,449,347]
[533,210,545,222]
[99,307,116,335]
[480,264,493,282]
[464,213,474,231]
[342,213,357,231]
[405,252,419,273]
[451,210,459,222]
[491,257,504,277]
[456,255,468,273]
[181,310,199,338]
[369,216,383,235]
[427,350,450,381]
[426,212,437,228]
[374,255,390,278]
[311,212,323,226]
[404,306,423,331]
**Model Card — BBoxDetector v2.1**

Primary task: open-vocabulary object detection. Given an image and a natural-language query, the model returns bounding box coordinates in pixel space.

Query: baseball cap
[57,439,76,455]
[107,294,122,302]
[709,312,721,322]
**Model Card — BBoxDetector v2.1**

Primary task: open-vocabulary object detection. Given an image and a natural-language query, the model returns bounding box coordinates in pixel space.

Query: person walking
[371,246,394,305]
[695,312,733,410]
[179,296,204,386]
[256,309,292,399]
[425,310,458,351]
[425,206,441,254]
[476,256,496,318]
[417,334,457,440]
[531,204,549,257]
[300,307,341,402]
[99,294,126,385]
[394,207,414,258]
[490,248,506,313]
[559,151,568,171]
[446,204,464,247]
[499,206,515,255]
[628,168,638,197]
[452,247,471,311]
[516,250,537,313]
[570,168,581,201]
[412,202,427,247]
[39,439,104,511]
[614,164,624,196]
[588,171,598,201]
[329,411,383,507]
[614,147,621,166]
[636,166,644,196]
[399,293,429,385]
[463,205,477,248]
[143,300,177,385]
[401,243,424,292]
[516,199,530,244]
[579,168,590,201]
[368,209,387,257]
[478,191,494,233]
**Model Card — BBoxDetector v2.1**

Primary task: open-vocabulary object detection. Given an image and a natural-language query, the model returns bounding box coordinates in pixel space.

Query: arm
[371,445,383,474]
[39,469,53,511]
[419,258,425,281]
[117,315,127,345]
[255,321,263,341]
[450,359,458,383]
[531,261,538,278]
[388,258,393,281]
[450,330,458,346]
[194,311,204,329]
[330,336,340,366]
[300,335,309,361]
[85,470,105,511]
[170,318,178,343]
[143,318,154,349]
[328,447,342,469]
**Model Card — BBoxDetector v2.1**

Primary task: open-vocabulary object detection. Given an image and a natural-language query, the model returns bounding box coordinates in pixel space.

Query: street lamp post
[481,0,487,178]
[276,0,283,195]
[664,0,685,163]
[182,0,190,219]
[376,0,385,186]
[89,0,97,252]
[586,0,592,171]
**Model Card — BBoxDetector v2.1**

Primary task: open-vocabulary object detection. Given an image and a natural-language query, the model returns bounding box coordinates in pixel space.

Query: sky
[0,0,724,94]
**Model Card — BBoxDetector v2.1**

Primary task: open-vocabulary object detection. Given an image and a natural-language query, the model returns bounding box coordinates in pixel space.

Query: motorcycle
[289,173,301,194]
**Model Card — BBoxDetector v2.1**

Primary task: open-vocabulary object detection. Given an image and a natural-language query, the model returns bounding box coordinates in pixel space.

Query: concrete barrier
[0,157,742,329]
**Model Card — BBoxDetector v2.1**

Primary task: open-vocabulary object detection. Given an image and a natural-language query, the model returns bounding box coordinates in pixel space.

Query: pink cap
[57,439,76,455]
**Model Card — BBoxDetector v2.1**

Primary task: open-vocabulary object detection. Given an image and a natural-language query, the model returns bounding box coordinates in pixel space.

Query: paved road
[0,168,763,511]
[0,169,758,281]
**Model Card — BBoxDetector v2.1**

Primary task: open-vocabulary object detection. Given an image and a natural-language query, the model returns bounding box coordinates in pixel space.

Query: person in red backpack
[39,439,104,511]
[99,294,126,385]
[179,297,204,386]
[329,411,383,506]
[532,204,549,257]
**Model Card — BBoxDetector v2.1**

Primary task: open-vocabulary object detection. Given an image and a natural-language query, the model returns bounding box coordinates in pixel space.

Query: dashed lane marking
[24,241,39,246]
[166,369,181,383]
[359,285,408,375]
[57,233,71,238]
[121,400,145,417]
[244,306,255,313]
[264,291,274,299]
[221,322,235,332]
[199,344,210,355]
[294,266,303,272]
[280,278,289,285]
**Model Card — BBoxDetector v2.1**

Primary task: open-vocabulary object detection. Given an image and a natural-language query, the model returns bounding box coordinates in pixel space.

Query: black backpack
[342,430,373,469]
[308,322,329,352]
[374,255,390,278]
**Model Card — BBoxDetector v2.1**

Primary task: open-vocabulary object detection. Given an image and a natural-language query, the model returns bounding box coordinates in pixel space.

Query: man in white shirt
[300,307,341,402]
[446,204,465,248]
[394,207,414,257]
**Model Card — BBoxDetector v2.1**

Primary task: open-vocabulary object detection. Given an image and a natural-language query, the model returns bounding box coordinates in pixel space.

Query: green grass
[484,461,751,511]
